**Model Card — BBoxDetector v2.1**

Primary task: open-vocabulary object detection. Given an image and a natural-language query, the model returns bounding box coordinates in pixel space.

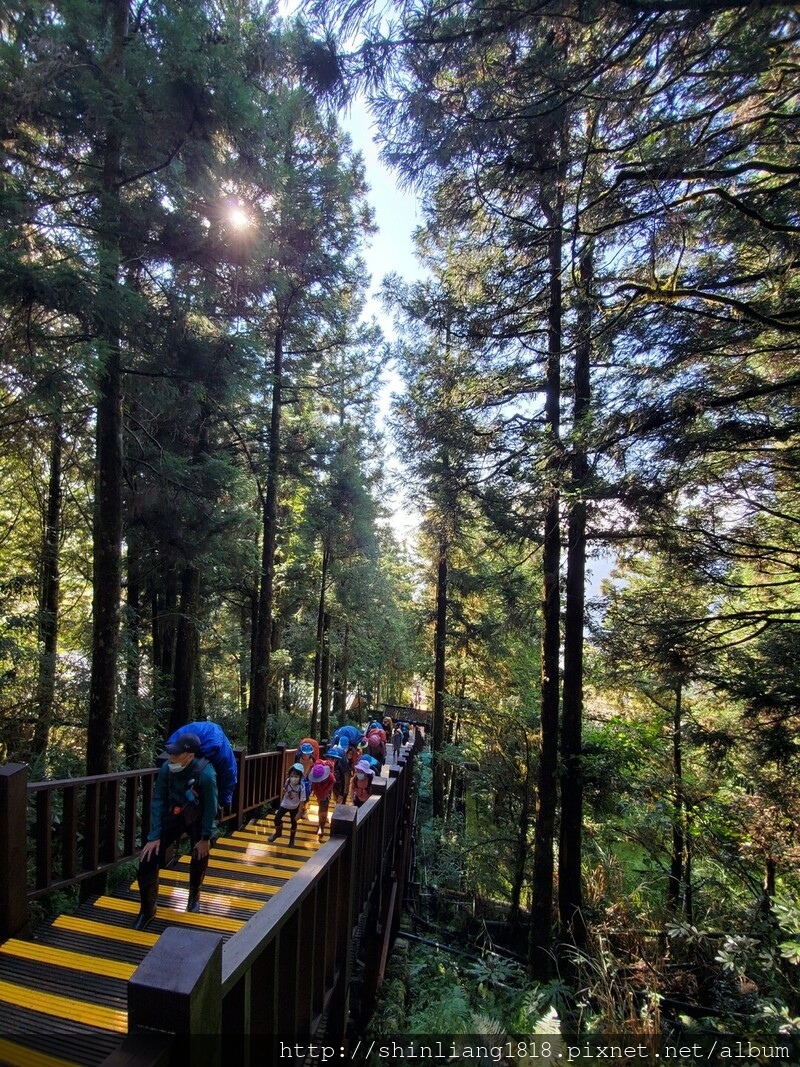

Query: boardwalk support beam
[0,763,29,941]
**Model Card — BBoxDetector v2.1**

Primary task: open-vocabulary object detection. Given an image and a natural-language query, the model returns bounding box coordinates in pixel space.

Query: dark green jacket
[148,757,218,841]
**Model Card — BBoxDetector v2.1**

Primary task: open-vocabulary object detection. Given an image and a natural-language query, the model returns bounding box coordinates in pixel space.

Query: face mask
[168,761,184,774]
[356,772,366,781]
[289,775,300,785]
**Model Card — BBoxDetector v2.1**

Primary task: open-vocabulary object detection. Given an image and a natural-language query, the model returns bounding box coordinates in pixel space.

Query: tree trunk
[169,564,201,734]
[668,682,685,912]
[432,540,448,819]
[339,621,350,723]
[249,327,283,753]
[320,610,332,740]
[31,417,63,763]
[122,541,142,767]
[684,807,693,922]
[510,734,534,930]
[86,0,128,777]
[558,244,592,951]
[332,656,344,727]
[239,599,250,718]
[764,858,776,897]
[529,168,565,981]
[151,563,178,725]
[311,544,330,736]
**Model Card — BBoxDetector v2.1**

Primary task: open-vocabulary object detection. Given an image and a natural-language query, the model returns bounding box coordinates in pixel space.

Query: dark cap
[165,732,201,756]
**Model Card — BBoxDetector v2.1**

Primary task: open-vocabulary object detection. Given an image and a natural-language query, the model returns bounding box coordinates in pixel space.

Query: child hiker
[269,761,305,846]
[351,758,375,808]
[309,759,335,839]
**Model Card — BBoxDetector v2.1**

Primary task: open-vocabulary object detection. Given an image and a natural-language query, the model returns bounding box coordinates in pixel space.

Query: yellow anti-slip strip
[189,853,298,879]
[0,978,126,1032]
[53,915,158,947]
[218,842,307,871]
[226,831,316,853]
[0,940,135,981]
[95,896,243,933]
[130,880,268,913]
[0,1037,79,1067]
[239,815,321,830]
[237,826,318,847]
[147,868,280,897]
[187,847,301,871]
[216,837,310,861]
[243,819,319,832]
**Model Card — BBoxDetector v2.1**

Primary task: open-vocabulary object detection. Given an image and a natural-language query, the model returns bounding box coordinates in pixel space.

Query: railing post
[328,803,358,1034]
[0,763,29,942]
[127,927,223,1065]
[232,746,247,829]
[371,777,389,880]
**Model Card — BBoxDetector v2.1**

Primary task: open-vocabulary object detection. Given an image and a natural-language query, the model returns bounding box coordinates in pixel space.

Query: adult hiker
[132,731,218,930]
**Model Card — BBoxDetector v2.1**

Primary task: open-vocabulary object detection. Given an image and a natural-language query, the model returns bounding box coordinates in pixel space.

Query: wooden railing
[113,750,420,1054]
[0,743,298,940]
[0,730,422,1053]
[382,703,430,728]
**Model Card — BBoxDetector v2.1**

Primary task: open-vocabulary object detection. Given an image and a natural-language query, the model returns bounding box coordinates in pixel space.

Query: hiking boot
[132,876,158,930]
[132,905,156,930]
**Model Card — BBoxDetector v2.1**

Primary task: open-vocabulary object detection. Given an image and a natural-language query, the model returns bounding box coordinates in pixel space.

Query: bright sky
[341,103,425,331]
[340,101,427,546]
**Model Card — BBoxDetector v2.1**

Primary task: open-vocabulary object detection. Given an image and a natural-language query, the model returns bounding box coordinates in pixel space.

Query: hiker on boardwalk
[133,732,218,930]
[351,759,375,808]
[325,744,350,803]
[309,759,335,839]
[296,740,317,819]
[269,762,305,846]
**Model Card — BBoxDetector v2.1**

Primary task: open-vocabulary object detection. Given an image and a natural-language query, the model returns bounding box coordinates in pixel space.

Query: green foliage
[771,894,800,970]
[27,886,79,931]
[0,0,417,767]
[370,937,547,1038]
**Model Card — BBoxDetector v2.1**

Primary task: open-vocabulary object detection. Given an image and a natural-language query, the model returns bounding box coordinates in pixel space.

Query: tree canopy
[2,0,800,1035]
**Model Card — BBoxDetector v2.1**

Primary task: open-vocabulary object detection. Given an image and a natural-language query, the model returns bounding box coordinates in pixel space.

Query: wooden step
[0,811,325,1066]
[0,976,127,1031]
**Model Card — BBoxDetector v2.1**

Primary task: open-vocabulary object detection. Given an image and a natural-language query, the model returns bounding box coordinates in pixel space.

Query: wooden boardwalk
[0,807,327,1067]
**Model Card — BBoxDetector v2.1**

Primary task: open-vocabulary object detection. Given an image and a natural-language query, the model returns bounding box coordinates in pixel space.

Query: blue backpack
[332,724,364,750]
[166,721,238,807]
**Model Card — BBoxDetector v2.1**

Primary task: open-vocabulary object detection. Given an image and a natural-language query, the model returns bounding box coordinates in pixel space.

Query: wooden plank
[0,940,136,981]
[0,978,127,1032]
[104,779,122,863]
[91,895,244,933]
[140,867,280,898]
[83,782,100,873]
[52,915,159,948]
[0,1037,80,1067]
[214,840,309,871]
[192,853,303,878]
[128,880,268,913]
[35,790,53,891]
[62,789,78,880]
[121,776,139,857]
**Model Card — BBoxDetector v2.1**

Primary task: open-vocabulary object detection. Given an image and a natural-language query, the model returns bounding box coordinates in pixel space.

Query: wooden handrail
[1,727,424,1051]
[0,743,295,934]
[116,744,421,1049]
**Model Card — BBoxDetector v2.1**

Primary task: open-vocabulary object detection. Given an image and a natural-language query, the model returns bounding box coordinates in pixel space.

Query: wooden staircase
[0,810,326,1066]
